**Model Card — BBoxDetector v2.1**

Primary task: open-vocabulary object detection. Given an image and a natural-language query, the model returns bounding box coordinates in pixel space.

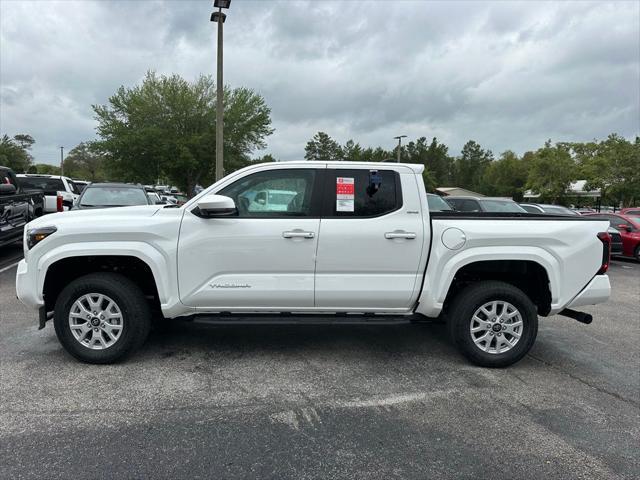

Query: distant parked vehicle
[1,166,45,247]
[445,196,527,213]
[146,191,164,205]
[72,180,90,193]
[608,227,624,256]
[73,183,151,210]
[573,207,596,215]
[620,207,640,216]
[426,193,454,212]
[520,203,579,216]
[160,195,178,205]
[16,174,80,213]
[172,193,189,206]
[584,213,640,261]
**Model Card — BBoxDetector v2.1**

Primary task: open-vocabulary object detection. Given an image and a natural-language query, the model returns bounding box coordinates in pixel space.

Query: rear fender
[415,246,559,317]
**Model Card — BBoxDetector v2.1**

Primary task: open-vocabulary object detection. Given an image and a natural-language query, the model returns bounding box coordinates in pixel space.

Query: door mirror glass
[0,183,17,195]
[196,194,237,217]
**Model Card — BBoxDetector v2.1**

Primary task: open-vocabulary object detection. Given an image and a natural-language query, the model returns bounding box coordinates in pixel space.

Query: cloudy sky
[1,0,639,165]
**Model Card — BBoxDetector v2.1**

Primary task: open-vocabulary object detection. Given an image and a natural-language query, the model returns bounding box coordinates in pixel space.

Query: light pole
[393,135,407,163]
[211,0,231,182]
[59,146,64,175]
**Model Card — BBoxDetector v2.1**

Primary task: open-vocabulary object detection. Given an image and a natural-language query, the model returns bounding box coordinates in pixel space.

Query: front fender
[36,241,181,314]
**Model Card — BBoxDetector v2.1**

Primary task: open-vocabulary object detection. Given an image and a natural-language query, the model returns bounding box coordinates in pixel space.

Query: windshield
[18,177,64,192]
[427,194,453,211]
[80,186,148,207]
[479,200,526,213]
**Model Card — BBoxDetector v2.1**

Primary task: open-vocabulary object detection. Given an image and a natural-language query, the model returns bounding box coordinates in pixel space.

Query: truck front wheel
[447,281,538,367]
[53,273,151,364]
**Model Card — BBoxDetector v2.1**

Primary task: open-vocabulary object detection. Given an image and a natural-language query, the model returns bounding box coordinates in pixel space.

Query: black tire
[53,273,151,364]
[635,245,640,262]
[447,281,538,368]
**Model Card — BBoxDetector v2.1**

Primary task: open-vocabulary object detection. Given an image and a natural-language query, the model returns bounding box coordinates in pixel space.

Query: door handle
[385,231,416,240]
[283,231,315,239]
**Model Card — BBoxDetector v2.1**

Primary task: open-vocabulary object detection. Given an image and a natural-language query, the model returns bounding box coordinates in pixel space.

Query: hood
[27,205,164,229]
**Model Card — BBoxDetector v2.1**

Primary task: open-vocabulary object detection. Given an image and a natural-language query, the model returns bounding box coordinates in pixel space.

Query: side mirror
[196,194,236,217]
[617,223,632,232]
[0,184,17,195]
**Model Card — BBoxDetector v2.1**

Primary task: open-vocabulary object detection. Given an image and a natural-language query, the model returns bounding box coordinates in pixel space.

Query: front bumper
[566,274,611,309]
[15,259,43,310]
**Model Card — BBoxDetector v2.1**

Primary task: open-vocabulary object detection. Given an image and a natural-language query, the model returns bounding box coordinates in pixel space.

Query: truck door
[177,166,323,310]
[314,168,425,310]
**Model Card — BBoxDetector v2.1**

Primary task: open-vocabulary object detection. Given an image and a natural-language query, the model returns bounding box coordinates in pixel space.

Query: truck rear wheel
[53,273,151,364]
[447,281,538,367]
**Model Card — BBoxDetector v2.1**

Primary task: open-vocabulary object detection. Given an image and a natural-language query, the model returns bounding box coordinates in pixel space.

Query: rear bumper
[566,275,611,309]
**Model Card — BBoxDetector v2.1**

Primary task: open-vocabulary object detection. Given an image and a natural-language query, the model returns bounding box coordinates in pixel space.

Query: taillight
[56,194,63,212]
[596,232,611,274]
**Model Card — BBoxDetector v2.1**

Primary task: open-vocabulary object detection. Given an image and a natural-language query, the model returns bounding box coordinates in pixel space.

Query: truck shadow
[143,319,459,362]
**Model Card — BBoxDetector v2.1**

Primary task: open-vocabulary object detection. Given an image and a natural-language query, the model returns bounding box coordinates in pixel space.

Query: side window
[463,200,481,212]
[324,169,401,217]
[448,198,480,212]
[67,180,81,195]
[218,169,317,217]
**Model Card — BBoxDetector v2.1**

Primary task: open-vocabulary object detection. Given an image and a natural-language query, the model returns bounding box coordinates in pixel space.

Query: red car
[585,213,640,261]
[620,207,640,216]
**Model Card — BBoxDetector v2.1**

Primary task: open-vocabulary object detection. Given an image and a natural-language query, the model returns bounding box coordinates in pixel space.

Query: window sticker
[336,177,355,212]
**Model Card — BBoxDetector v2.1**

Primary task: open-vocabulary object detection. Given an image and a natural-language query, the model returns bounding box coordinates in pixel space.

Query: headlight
[27,226,57,249]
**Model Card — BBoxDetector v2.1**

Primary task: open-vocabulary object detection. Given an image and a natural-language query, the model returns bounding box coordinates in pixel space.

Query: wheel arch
[442,260,553,316]
[416,247,559,317]
[37,242,178,315]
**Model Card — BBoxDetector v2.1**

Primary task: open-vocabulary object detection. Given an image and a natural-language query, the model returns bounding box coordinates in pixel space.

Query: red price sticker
[336,177,354,212]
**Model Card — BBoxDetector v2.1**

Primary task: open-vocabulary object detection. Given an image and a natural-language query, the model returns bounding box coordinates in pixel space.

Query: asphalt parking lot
[0,249,638,479]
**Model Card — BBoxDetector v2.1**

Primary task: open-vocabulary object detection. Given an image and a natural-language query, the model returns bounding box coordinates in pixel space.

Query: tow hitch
[559,308,593,325]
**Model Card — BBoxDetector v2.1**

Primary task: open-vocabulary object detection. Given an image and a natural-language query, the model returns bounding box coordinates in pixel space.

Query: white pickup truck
[16,162,612,366]
[16,174,80,213]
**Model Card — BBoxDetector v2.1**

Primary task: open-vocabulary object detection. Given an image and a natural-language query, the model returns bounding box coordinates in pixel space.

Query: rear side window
[324,169,401,217]
[18,177,65,192]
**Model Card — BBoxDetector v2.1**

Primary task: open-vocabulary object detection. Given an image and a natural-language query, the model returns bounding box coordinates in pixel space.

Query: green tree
[32,163,61,175]
[526,141,577,203]
[0,134,33,173]
[13,134,35,151]
[573,134,640,207]
[93,71,273,194]
[404,137,453,190]
[359,146,392,163]
[342,139,363,162]
[254,153,277,163]
[63,142,105,181]
[453,140,493,191]
[479,150,529,200]
[304,132,343,161]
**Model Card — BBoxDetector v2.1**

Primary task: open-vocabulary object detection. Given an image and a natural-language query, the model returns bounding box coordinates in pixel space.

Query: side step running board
[190,314,413,326]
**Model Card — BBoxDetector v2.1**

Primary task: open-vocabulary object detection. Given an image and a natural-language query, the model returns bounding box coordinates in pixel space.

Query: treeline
[2,71,638,206]
[304,132,640,206]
